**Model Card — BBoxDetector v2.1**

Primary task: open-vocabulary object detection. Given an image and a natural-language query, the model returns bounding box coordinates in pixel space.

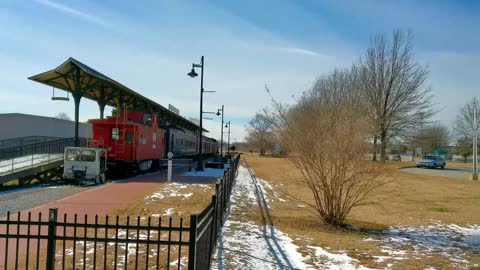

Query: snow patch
[214,165,369,270]
[144,183,204,202]
[360,222,480,267]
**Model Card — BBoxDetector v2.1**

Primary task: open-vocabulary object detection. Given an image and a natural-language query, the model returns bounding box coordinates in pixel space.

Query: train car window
[81,150,96,162]
[66,149,81,161]
[112,128,120,140]
[143,113,151,123]
[153,133,157,142]
[125,133,134,143]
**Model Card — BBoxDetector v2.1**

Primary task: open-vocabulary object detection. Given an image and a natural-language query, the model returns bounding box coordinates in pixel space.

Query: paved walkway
[400,166,472,180]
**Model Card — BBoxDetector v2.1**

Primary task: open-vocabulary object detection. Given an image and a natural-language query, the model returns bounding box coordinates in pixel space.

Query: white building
[0,113,91,140]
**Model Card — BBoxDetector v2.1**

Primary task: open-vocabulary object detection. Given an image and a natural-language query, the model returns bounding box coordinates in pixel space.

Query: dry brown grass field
[245,153,480,269]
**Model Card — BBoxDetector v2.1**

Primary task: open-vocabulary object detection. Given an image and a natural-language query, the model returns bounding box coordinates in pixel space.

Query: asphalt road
[400,166,473,179]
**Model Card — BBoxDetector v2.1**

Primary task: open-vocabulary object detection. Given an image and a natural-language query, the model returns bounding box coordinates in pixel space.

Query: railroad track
[0,186,53,202]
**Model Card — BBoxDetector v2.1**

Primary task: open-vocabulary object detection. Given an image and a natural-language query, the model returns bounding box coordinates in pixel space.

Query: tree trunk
[380,131,388,161]
[373,136,378,161]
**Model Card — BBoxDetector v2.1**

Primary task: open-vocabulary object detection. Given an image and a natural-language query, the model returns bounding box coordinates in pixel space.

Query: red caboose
[88,110,166,171]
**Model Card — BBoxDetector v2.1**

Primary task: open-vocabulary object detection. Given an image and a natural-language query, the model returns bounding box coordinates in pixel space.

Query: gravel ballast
[0,185,94,217]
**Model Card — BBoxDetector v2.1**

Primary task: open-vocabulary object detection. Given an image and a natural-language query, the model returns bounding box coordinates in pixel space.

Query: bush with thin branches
[266,70,387,226]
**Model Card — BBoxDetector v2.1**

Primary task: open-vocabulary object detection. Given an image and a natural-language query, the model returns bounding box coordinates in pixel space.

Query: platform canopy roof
[28,57,204,132]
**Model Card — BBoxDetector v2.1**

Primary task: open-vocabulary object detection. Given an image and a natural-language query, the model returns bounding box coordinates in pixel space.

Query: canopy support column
[98,101,106,119]
[73,66,82,147]
[98,85,106,119]
[73,93,82,147]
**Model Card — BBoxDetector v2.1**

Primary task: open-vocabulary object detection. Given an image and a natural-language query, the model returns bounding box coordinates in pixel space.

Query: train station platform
[0,154,63,185]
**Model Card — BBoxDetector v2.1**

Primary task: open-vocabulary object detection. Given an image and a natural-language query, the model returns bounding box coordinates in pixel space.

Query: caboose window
[112,128,120,140]
[125,133,134,143]
[143,113,151,123]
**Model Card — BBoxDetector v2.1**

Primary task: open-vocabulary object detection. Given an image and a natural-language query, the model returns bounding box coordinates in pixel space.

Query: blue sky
[0,0,479,141]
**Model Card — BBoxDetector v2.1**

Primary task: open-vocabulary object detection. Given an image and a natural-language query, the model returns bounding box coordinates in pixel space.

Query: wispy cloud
[277,46,326,57]
[238,40,329,58]
[32,0,108,27]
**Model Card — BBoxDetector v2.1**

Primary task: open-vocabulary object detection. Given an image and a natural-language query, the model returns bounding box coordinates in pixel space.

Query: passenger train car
[63,110,217,181]
[167,128,218,157]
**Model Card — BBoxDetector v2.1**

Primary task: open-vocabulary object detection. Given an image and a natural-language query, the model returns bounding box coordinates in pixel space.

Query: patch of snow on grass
[307,245,373,270]
[214,165,370,270]
[144,183,197,202]
[364,222,480,267]
[163,208,175,216]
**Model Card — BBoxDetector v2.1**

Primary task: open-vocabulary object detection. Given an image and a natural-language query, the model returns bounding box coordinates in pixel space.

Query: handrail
[0,136,62,150]
[0,137,88,177]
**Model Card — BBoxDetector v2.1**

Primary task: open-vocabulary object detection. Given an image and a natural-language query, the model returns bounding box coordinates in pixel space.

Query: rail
[0,136,65,150]
[0,137,87,177]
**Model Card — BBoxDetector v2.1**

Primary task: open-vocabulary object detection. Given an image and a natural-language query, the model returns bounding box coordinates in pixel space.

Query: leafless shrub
[265,69,388,226]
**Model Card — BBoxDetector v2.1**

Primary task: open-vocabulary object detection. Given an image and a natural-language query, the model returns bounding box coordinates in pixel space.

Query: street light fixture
[225,121,231,157]
[217,105,225,168]
[187,56,207,171]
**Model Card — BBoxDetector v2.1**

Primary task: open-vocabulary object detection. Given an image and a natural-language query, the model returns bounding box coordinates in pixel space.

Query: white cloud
[237,40,329,58]
[32,0,108,27]
[277,46,327,57]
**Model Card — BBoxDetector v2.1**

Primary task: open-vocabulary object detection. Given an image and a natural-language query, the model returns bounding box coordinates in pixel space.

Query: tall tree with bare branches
[455,97,480,140]
[246,111,276,155]
[356,30,435,161]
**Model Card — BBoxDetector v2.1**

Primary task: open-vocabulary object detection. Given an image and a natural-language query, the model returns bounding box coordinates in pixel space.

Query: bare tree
[356,30,435,161]
[266,70,387,226]
[55,112,71,121]
[455,138,473,163]
[455,97,480,140]
[414,124,450,154]
[246,111,276,155]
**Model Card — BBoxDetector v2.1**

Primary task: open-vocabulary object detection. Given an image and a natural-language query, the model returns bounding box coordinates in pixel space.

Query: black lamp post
[188,56,206,171]
[225,121,231,157]
[216,105,224,168]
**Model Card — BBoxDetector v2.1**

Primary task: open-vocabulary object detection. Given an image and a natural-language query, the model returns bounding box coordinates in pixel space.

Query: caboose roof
[28,57,207,133]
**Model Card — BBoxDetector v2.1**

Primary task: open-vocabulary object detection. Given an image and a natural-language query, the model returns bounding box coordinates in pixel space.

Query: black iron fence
[0,154,241,269]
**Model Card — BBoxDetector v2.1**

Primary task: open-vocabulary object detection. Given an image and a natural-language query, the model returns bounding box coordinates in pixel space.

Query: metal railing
[188,154,240,269]
[0,210,190,270]
[0,138,87,176]
[0,136,62,150]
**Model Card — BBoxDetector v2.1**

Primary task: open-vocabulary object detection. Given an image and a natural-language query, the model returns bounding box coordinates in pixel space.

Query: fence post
[46,208,58,270]
[188,213,199,270]
[208,193,218,269]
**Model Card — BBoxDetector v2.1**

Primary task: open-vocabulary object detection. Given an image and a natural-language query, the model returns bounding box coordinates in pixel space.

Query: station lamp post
[188,56,217,171]
[225,121,231,157]
[216,105,224,168]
